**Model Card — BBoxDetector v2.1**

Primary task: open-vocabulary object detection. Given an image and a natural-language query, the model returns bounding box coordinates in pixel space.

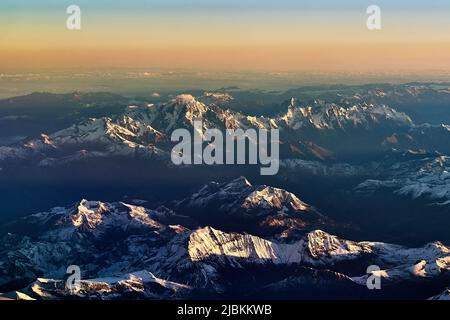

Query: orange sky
[0,3,449,72]
[1,43,449,72]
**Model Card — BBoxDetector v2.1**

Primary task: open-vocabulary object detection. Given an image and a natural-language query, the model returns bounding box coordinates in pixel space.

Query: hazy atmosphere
[1,0,450,71]
[1,0,450,304]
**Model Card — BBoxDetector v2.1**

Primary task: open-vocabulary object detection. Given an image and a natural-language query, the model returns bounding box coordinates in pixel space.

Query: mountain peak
[281,99,413,130]
[305,230,373,259]
[242,185,309,212]
[227,176,252,187]
[173,94,197,104]
[72,200,107,229]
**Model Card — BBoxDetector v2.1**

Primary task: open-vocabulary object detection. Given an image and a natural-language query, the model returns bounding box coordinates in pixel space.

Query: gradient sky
[1,0,449,71]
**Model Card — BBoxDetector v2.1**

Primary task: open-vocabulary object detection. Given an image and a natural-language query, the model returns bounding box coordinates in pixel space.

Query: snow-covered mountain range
[281,98,413,130]
[0,177,449,300]
[1,92,448,169]
[0,85,449,300]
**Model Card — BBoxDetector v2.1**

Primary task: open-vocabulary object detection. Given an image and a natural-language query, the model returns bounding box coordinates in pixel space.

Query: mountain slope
[173,177,328,240]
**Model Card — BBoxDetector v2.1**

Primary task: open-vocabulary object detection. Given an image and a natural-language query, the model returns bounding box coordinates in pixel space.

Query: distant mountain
[382,123,450,154]
[2,92,448,170]
[0,111,169,166]
[0,91,126,108]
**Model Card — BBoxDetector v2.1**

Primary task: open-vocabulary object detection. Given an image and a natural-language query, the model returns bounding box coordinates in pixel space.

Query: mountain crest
[72,200,107,229]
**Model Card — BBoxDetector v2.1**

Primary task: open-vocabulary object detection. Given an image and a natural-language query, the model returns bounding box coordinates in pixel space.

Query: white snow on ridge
[189,227,369,266]
[188,226,450,284]
[356,156,450,204]
[279,100,413,130]
[188,226,305,264]
[242,186,309,212]
[24,200,167,241]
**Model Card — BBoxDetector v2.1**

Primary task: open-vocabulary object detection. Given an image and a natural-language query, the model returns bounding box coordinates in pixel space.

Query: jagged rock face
[177,177,255,211]
[179,176,312,215]
[353,256,450,288]
[305,230,372,260]
[173,177,327,240]
[18,200,167,241]
[0,115,168,167]
[127,95,212,132]
[280,153,450,207]
[242,186,309,212]
[30,271,192,300]
[280,100,413,131]
[188,226,306,265]
[129,94,277,135]
[186,227,371,267]
[199,92,234,106]
[186,227,450,295]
